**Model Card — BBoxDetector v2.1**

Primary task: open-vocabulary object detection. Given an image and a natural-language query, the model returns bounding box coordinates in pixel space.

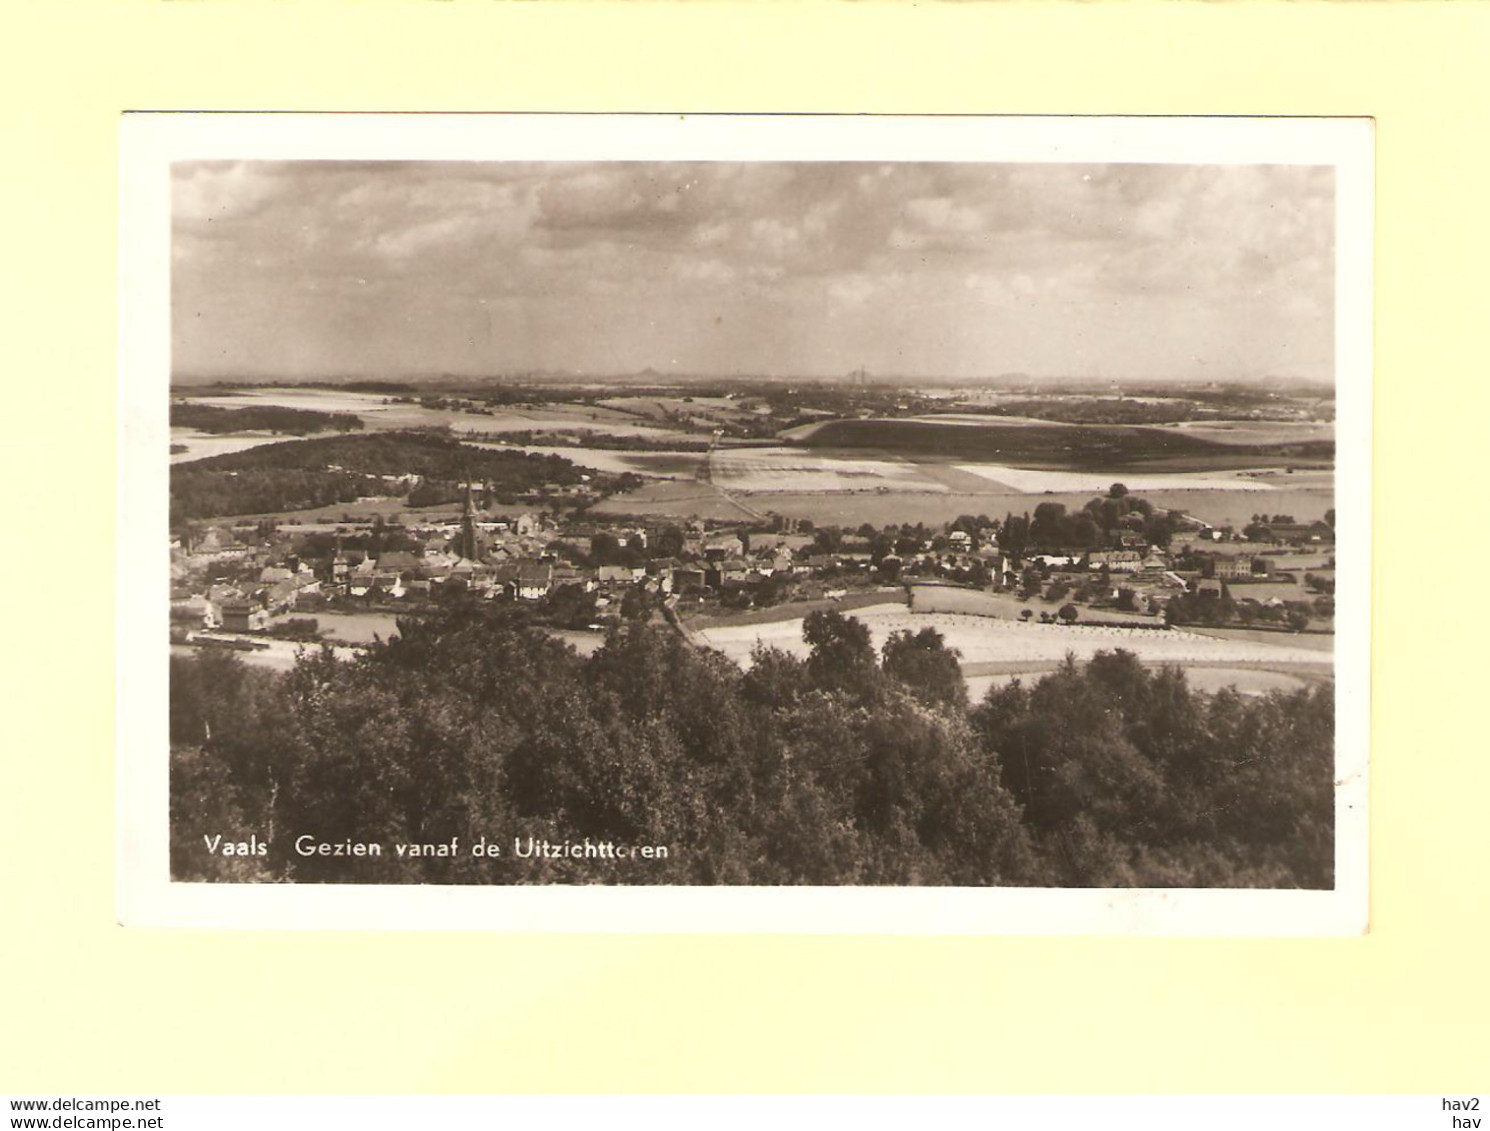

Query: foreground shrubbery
[169,605,1333,888]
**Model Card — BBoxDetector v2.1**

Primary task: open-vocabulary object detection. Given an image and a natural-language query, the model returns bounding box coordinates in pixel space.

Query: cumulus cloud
[905,196,985,234]
[677,258,737,285]
[171,159,1335,382]
[173,161,281,224]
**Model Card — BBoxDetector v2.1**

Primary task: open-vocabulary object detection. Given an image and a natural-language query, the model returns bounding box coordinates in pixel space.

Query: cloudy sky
[172,160,1334,383]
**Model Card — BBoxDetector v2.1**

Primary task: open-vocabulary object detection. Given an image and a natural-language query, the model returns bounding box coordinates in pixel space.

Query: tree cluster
[998,493,1180,557]
[1165,592,1314,632]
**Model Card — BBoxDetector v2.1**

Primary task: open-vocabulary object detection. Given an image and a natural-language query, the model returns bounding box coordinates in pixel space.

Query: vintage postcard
[116,113,1371,932]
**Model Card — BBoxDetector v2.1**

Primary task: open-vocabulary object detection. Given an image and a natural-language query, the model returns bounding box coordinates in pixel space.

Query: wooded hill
[170,432,587,522]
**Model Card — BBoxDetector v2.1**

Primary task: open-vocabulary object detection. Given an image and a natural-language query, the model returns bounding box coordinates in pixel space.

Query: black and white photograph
[118,115,1371,932]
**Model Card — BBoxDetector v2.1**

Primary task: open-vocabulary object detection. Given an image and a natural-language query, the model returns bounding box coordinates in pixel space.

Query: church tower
[459,481,480,561]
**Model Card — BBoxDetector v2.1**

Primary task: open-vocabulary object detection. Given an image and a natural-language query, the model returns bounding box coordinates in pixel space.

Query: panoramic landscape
[166,159,1338,888]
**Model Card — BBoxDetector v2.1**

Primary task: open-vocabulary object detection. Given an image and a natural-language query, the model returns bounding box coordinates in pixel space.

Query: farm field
[693,606,1333,669]
[908,585,1161,625]
[590,479,762,522]
[684,589,909,631]
[178,387,686,441]
[170,429,340,463]
[1186,626,1335,653]
[1221,580,1318,604]
[791,412,1335,449]
[596,396,675,420]
[465,442,701,479]
[1161,419,1336,446]
[780,413,1059,440]
[181,388,393,415]
[173,620,605,673]
[1139,487,1335,530]
[173,391,1334,532]
[598,395,760,423]
[311,611,403,644]
[792,415,1329,467]
[711,447,946,494]
[965,664,1316,702]
[953,463,1278,494]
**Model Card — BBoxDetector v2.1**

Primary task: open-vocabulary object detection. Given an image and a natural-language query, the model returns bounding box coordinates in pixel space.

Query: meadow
[965,665,1315,702]
[597,394,761,426]
[952,462,1279,494]
[908,584,1160,625]
[1161,419,1337,446]
[466,442,701,479]
[709,447,945,494]
[589,479,764,521]
[169,430,321,463]
[310,611,403,644]
[693,605,1332,669]
[1186,626,1336,653]
[779,412,1060,440]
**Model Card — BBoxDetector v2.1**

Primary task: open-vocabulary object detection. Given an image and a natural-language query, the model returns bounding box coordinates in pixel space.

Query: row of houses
[171,562,327,632]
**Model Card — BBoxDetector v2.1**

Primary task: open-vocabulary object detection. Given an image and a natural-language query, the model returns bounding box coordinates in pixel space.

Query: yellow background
[3,0,1486,1093]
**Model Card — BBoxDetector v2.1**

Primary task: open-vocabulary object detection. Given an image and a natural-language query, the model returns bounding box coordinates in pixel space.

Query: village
[169,478,1336,656]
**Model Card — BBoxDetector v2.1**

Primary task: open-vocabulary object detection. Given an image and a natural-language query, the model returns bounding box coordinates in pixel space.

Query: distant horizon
[170,368,1336,391]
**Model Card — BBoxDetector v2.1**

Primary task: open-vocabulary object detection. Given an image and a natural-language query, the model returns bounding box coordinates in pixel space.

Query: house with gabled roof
[550,565,593,592]
[265,579,300,612]
[375,550,422,577]
[515,562,553,601]
[596,564,634,590]
[220,599,268,633]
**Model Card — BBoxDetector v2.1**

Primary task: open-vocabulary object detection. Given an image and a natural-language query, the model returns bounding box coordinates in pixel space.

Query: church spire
[460,479,479,561]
